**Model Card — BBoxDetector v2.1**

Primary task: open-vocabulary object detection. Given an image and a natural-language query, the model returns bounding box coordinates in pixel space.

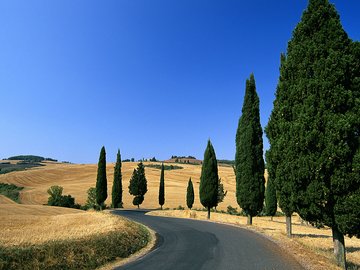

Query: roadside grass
[0,225,149,270]
[0,208,150,270]
[148,210,360,270]
[0,183,23,203]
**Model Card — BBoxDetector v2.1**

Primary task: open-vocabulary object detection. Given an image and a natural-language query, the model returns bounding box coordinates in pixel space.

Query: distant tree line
[6,155,58,162]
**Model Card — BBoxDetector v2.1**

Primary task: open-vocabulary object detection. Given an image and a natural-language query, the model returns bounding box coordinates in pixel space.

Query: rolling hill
[0,161,251,210]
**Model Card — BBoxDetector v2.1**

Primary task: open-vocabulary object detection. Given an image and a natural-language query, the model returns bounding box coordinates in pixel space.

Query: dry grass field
[1,160,359,269]
[149,210,360,270]
[0,201,132,247]
[0,161,239,210]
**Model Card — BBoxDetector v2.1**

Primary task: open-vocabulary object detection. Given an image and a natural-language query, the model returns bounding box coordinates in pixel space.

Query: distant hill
[6,155,58,162]
[165,156,202,165]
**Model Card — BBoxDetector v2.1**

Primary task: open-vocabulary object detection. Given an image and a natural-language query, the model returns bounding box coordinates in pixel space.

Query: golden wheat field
[1,161,359,269]
[0,161,239,211]
[0,202,133,247]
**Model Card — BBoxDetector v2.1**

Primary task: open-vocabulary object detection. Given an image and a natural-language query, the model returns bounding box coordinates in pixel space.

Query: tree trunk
[247,215,252,225]
[332,227,346,269]
[207,207,210,219]
[286,215,292,237]
[161,205,163,210]
[137,204,139,209]
[271,216,273,221]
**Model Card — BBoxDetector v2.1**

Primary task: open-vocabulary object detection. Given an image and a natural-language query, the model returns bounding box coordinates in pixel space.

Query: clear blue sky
[1,1,359,164]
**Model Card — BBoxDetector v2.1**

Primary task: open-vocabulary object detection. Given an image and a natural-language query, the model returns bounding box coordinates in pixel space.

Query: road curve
[113,210,304,270]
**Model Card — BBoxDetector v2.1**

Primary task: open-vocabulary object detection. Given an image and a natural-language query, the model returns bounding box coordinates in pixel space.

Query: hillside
[0,161,251,210]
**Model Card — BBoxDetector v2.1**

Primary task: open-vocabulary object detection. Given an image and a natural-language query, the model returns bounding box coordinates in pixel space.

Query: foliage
[85,187,98,210]
[235,74,265,219]
[158,164,165,209]
[227,205,239,216]
[264,173,277,217]
[112,149,123,208]
[186,178,195,209]
[0,162,44,175]
[96,146,107,209]
[0,183,24,203]
[144,164,183,170]
[216,178,227,207]
[0,222,150,270]
[129,162,148,208]
[47,186,76,208]
[7,155,45,162]
[199,140,219,218]
[217,160,235,166]
[174,205,185,210]
[265,0,360,266]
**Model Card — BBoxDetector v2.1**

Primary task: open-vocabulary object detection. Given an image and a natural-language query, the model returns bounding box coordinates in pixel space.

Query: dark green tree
[112,149,123,208]
[158,163,165,209]
[266,1,360,267]
[235,74,265,225]
[199,140,219,219]
[86,187,97,210]
[129,162,148,208]
[215,178,227,210]
[265,53,296,237]
[186,177,194,210]
[264,172,277,221]
[96,146,107,210]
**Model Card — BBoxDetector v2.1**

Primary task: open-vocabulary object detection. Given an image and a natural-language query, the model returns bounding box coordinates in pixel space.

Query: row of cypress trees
[95,147,123,210]
[199,1,359,268]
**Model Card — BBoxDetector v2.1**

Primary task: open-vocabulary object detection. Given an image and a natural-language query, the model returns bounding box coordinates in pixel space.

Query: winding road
[113,210,304,270]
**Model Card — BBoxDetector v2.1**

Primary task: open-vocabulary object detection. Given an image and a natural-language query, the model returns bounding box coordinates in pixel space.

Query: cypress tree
[96,146,107,210]
[158,163,165,210]
[265,53,296,237]
[129,162,148,208]
[266,1,360,267]
[199,140,219,219]
[264,171,277,220]
[186,177,194,210]
[111,149,123,208]
[235,74,265,225]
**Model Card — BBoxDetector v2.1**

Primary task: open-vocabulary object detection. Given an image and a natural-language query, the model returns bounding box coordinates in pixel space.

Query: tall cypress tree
[199,140,219,219]
[96,146,107,210]
[129,162,148,208]
[266,0,360,267]
[158,163,165,210]
[265,53,296,237]
[235,74,265,225]
[264,172,277,221]
[112,149,122,208]
[186,178,195,210]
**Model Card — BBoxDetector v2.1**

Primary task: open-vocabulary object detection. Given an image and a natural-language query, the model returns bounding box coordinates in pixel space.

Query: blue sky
[1,1,359,164]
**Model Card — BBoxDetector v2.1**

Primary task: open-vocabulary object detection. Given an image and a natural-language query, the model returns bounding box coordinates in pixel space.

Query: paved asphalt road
[113,210,304,270]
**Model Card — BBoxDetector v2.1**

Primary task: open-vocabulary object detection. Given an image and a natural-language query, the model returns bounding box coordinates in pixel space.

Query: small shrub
[227,205,239,215]
[176,205,185,210]
[47,185,77,209]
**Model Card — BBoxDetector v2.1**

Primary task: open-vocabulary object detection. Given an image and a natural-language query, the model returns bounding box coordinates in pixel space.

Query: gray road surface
[113,210,304,270]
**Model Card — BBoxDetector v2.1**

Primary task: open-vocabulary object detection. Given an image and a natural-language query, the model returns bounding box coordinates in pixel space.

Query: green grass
[0,222,150,270]
[0,183,24,203]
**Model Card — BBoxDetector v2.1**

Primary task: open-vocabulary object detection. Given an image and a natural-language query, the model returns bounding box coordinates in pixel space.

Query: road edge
[96,212,158,270]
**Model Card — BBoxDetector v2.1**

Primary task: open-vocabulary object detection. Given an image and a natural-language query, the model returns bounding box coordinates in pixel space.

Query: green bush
[47,186,77,209]
[0,183,24,203]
